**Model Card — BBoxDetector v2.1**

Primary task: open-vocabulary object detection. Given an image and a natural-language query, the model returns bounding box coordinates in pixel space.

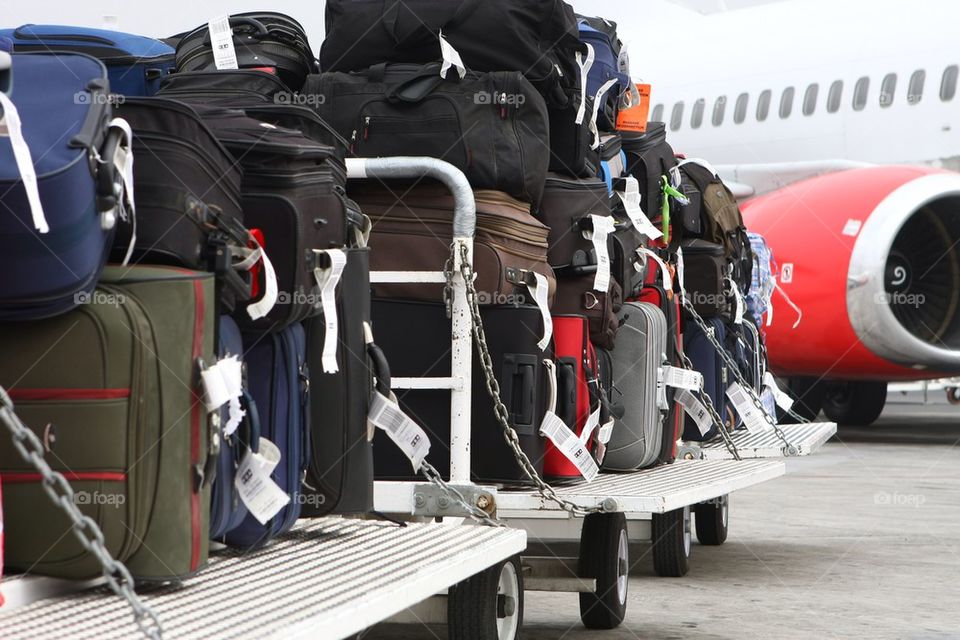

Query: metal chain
[674,349,743,461]
[452,242,603,517]
[418,461,505,527]
[0,388,163,639]
[681,301,799,455]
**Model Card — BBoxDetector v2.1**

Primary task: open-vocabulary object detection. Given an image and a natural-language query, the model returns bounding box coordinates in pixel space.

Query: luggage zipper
[373,213,549,248]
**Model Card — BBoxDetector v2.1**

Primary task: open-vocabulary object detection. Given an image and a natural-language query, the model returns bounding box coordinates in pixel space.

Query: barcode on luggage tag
[726,382,775,432]
[540,411,599,482]
[369,392,430,472]
[208,16,239,70]
[662,366,703,391]
[676,389,713,436]
[587,215,614,293]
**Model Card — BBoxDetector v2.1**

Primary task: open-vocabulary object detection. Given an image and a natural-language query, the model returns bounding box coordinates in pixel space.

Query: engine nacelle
[741,165,960,381]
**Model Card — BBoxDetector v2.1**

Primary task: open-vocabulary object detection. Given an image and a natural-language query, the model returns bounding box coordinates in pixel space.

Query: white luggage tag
[727,277,745,324]
[584,214,614,293]
[200,356,245,437]
[616,176,662,240]
[369,391,431,472]
[574,43,595,125]
[0,91,47,233]
[763,372,795,411]
[539,360,599,482]
[676,389,714,436]
[588,78,618,149]
[638,247,672,291]
[676,246,687,305]
[313,249,348,373]
[208,15,239,70]
[661,365,703,392]
[726,382,775,432]
[244,240,279,321]
[235,438,290,524]
[511,269,553,351]
[438,29,466,79]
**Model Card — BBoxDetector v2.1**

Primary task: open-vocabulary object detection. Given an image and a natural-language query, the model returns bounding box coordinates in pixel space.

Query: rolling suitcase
[225,323,310,549]
[553,276,622,350]
[0,52,129,321]
[0,266,216,581]
[682,316,728,441]
[681,239,728,318]
[0,25,175,95]
[622,123,677,229]
[535,174,612,275]
[604,302,670,471]
[371,300,550,484]
[157,69,290,105]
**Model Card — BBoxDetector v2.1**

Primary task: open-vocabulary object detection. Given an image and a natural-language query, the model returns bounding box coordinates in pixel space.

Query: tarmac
[370,397,960,640]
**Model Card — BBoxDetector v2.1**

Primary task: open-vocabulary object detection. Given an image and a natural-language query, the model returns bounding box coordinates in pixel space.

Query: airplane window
[756,89,771,121]
[880,73,897,107]
[712,96,727,126]
[734,93,749,124]
[779,86,795,119]
[652,103,664,122]
[670,101,684,131]
[827,80,843,113]
[941,66,958,101]
[803,83,819,116]
[907,70,925,104]
[853,76,870,111]
[691,99,705,129]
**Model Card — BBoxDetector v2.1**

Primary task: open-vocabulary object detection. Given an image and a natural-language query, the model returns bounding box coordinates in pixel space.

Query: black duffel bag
[305,62,550,206]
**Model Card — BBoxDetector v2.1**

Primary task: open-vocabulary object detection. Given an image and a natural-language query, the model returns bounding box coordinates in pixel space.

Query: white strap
[773,280,802,329]
[0,91,47,233]
[245,240,279,321]
[438,29,466,80]
[638,247,672,291]
[313,249,348,373]
[574,43,595,125]
[588,78,618,149]
[525,272,553,351]
[616,176,662,240]
[207,15,239,70]
[585,214,614,293]
[109,118,137,265]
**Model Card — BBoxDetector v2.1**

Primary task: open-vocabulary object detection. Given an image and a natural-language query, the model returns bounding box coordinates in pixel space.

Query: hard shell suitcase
[307,63,550,205]
[0,266,216,581]
[371,300,550,484]
[682,315,728,441]
[681,239,728,318]
[0,53,127,321]
[604,302,670,471]
[225,323,310,549]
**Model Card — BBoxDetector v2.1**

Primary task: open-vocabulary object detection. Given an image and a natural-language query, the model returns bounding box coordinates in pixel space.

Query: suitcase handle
[556,358,578,428]
[200,16,271,47]
[501,354,537,428]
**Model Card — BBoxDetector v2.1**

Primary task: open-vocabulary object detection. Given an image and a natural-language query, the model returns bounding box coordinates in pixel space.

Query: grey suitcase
[603,301,669,471]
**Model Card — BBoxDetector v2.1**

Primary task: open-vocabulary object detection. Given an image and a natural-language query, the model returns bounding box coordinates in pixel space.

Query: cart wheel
[448,554,523,640]
[578,512,629,629]
[694,494,729,546]
[651,505,691,577]
[947,387,960,405]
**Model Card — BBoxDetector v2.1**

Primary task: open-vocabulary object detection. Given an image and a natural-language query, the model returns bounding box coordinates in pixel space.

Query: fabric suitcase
[372,300,550,484]
[0,52,126,320]
[682,316,727,441]
[302,248,377,515]
[225,323,310,549]
[604,302,670,471]
[536,174,612,274]
[553,276,622,350]
[176,12,317,90]
[0,266,216,581]
[577,18,631,131]
[548,99,601,178]
[307,63,550,205]
[320,0,583,109]
[622,123,677,229]
[157,69,291,105]
[681,239,728,318]
[357,185,556,308]
[609,200,646,300]
[0,25,175,96]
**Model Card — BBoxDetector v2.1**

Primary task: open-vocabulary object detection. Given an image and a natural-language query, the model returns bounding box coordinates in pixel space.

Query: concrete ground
[368,402,960,640]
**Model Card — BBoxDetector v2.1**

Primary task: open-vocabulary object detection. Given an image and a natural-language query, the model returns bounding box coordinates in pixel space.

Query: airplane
[608,0,960,425]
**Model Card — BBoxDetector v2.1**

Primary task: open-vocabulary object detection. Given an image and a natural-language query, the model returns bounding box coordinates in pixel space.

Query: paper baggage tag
[615,83,651,133]
[313,249,348,373]
[200,356,245,437]
[0,92,47,233]
[438,30,466,79]
[236,438,290,525]
[589,78,619,149]
[586,214,614,293]
[727,382,775,432]
[597,419,614,445]
[574,43,596,125]
[676,247,687,304]
[245,242,279,321]
[540,411,599,482]
[208,16,239,70]
[617,176,662,240]
[662,365,703,391]
[579,407,602,445]
[763,372,795,411]
[525,273,553,351]
[676,389,713,436]
[369,391,431,472]
[727,277,745,324]
[638,248,672,291]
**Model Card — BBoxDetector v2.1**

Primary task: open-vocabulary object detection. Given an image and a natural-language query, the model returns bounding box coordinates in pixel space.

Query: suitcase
[603,302,670,471]
[576,17,631,130]
[681,239,728,318]
[303,248,377,515]
[371,300,550,484]
[0,25,175,96]
[548,96,601,179]
[0,266,216,581]
[0,53,127,320]
[622,122,677,230]
[553,276,622,350]
[536,174,612,274]
[175,12,317,90]
[320,0,583,109]
[225,323,310,549]
[307,63,550,205]
[547,315,602,478]
[357,185,556,308]
[610,205,646,300]
[157,69,291,105]
[682,316,728,441]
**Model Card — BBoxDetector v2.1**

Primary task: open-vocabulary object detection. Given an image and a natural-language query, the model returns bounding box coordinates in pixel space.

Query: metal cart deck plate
[686,422,837,460]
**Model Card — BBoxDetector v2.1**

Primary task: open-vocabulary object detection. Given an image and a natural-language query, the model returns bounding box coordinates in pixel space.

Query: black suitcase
[175,12,317,90]
[622,122,677,231]
[371,300,550,484]
[548,99,601,178]
[610,207,646,300]
[535,174,611,274]
[306,62,550,206]
[681,239,728,318]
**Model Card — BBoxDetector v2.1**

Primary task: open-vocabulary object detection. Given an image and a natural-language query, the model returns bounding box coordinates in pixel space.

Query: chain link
[418,461,505,527]
[0,388,163,640]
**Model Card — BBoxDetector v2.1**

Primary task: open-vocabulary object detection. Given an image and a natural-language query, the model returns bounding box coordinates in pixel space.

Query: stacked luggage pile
[0,2,789,590]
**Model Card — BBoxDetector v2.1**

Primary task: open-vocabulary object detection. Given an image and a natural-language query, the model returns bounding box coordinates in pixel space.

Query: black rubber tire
[448,555,524,640]
[694,494,729,546]
[947,387,960,405]
[822,381,887,426]
[779,377,827,423]
[651,506,691,577]
[578,512,629,629]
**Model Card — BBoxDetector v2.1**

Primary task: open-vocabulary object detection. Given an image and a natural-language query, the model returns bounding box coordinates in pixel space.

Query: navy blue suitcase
[0,52,127,321]
[683,317,727,441]
[0,25,174,95]
[577,16,631,130]
[225,323,310,549]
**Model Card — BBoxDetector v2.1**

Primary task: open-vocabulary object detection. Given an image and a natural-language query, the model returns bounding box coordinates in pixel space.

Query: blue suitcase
[577,17,631,130]
[0,25,174,96]
[225,324,310,549]
[0,52,127,321]
[683,317,728,441]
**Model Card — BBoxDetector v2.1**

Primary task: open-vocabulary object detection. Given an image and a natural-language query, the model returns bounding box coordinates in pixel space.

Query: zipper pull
[363,116,371,141]
[499,92,508,119]
[350,129,357,153]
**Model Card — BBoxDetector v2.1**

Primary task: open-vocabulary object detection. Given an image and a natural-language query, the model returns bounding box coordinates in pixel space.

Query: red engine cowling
[742,165,960,381]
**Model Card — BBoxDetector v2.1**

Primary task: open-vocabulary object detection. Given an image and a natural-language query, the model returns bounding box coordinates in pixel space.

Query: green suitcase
[0,266,216,581]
